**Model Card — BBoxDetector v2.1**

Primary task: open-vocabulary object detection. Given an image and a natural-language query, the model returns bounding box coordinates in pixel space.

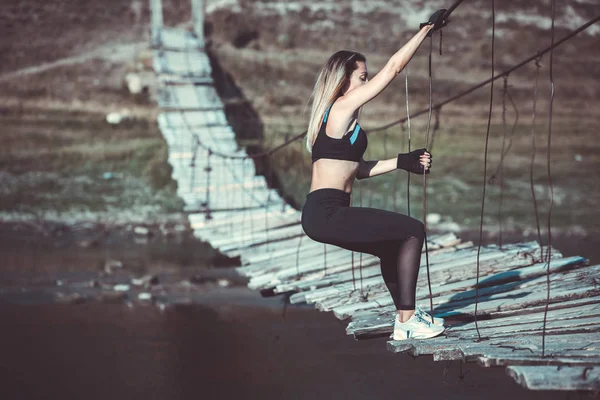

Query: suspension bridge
[150,0,600,392]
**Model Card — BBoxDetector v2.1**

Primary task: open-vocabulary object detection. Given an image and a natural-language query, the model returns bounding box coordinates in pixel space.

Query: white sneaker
[391,312,445,340]
[415,305,445,326]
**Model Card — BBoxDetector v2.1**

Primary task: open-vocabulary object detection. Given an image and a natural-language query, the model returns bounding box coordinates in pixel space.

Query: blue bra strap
[349,123,361,145]
[323,104,332,123]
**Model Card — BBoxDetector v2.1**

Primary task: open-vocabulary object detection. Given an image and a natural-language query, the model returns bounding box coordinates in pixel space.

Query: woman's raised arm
[337,24,433,114]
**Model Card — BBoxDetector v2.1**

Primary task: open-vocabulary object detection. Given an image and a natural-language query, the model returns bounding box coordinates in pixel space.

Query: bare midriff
[309,158,360,194]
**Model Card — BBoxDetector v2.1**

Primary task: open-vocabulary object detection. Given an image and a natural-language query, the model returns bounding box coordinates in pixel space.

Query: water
[0,295,573,400]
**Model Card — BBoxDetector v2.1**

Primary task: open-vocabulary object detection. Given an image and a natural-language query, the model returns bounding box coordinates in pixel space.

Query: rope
[323,243,327,275]
[383,131,390,210]
[204,149,213,220]
[529,57,544,261]
[489,80,519,185]
[405,68,412,217]
[295,227,303,278]
[542,0,557,359]
[429,106,441,151]
[423,36,435,323]
[359,185,365,296]
[497,75,509,248]
[176,15,600,165]
[474,0,495,342]
[351,251,356,291]
[369,14,600,134]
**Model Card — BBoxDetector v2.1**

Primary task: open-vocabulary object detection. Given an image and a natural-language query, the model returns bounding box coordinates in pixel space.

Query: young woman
[301,11,449,341]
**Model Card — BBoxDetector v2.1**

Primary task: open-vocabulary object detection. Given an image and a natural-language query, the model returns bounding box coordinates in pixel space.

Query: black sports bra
[311,105,368,163]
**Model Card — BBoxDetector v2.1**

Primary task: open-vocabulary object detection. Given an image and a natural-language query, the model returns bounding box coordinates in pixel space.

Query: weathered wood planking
[151,26,203,51]
[153,50,212,80]
[150,19,600,392]
[158,84,223,110]
[329,255,587,321]
[347,263,599,340]
[507,366,600,391]
[244,234,464,293]
[288,242,550,312]
[159,111,229,129]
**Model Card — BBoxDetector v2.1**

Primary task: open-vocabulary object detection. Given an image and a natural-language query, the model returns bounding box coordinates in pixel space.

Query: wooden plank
[479,354,600,367]
[450,316,600,341]
[238,236,325,268]
[204,222,303,252]
[152,27,203,51]
[241,242,347,277]
[247,250,357,290]
[226,234,308,259]
[159,111,229,129]
[446,299,600,335]
[154,50,212,77]
[164,133,237,152]
[208,219,302,247]
[506,365,600,391]
[349,295,600,341]
[158,85,223,110]
[190,208,299,231]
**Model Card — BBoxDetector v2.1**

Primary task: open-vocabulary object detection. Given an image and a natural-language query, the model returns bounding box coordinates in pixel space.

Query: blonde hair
[306,50,366,152]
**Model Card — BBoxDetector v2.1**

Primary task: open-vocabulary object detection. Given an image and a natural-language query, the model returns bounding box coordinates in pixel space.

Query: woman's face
[345,60,368,94]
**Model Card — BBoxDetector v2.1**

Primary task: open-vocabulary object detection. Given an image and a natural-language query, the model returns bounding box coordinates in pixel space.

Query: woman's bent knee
[406,219,425,242]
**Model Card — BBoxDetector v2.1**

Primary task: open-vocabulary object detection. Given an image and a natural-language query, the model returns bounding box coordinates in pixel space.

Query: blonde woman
[301,10,449,340]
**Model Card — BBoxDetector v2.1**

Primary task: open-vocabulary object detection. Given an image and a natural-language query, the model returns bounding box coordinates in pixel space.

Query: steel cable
[473,0,496,342]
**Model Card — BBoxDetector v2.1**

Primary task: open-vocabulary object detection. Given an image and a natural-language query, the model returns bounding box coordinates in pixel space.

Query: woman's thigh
[323,206,424,255]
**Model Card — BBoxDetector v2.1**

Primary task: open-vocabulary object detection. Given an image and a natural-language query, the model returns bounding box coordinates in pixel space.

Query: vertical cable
[498,75,509,248]
[383,131,390,210]
[351,251,356,291]
[204,149,212,220]
[323,243,327,275]
[542,0,556,358]
[474,0,495,341]
[530,57,544,260]
[405,68,412,217]
[295,228,303,277]
[423,36,434,322]
[359,184,364,296]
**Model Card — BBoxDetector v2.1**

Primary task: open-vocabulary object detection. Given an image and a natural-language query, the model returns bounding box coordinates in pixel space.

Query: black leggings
[301,188,425,310]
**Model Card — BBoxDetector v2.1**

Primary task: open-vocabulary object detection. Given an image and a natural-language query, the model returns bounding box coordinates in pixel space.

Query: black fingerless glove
[420,9,449,36]
[397,148,432,175]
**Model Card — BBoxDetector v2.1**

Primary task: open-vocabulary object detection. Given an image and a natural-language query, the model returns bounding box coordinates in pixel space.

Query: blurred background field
[1,0,599,249]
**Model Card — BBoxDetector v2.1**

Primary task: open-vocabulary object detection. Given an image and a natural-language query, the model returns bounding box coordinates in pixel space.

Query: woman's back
[310,102,367,193]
